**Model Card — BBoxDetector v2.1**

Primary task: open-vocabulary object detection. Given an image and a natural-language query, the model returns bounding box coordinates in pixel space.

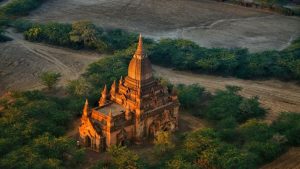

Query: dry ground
[1,31,299,118]
[153,66,300,123]
[0,30,102,94]
[25,0,300,52]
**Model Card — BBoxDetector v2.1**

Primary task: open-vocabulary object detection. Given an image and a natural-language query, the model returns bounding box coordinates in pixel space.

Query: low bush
[1,0,46,16]
[204,86,266,123]
[271,112,300,146]
[0,90,85,169]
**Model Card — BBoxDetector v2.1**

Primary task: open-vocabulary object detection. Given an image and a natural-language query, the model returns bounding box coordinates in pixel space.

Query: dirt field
[25,0,300,52]
[0,30,102,94]
[1,30,300,119]
[154,66,300,122]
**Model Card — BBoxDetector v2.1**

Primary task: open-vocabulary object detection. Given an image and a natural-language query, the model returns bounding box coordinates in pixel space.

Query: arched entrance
[117,128,128,146]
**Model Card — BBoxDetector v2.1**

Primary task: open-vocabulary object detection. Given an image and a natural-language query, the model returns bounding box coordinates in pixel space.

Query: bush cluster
[0,91,86,169]
[19,21,140,53]
[0,0,46,16]
[149,39,300,81]
[9,19,300,81]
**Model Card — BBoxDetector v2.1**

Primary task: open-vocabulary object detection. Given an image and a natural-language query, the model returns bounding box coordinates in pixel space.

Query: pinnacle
[135,33,143,56]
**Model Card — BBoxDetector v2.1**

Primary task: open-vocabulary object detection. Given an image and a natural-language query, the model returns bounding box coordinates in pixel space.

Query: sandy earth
[153,66,300,122]
[0,30,102,94]
[1,30,299,119]
[25,0,300,52]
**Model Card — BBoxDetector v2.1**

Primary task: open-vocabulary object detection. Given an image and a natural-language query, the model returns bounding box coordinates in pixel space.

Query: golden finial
[102,84,107,95]
[83,99,89,116]
[119,76,123,85]
[135,33,143,56]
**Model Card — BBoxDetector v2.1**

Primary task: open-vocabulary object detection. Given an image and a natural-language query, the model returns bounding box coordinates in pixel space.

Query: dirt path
[261,147,300,169]
[1,31,299,120]
[153,66,300,122]
[25,0,300,52]
[0,30,102,94]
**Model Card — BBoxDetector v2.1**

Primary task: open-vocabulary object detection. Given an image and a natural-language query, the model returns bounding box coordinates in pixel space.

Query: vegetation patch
[0,0,46,16]
[0,91,85,169]
[8,19,300,81]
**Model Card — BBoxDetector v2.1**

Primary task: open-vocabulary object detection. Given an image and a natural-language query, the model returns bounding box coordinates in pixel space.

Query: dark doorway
[85,136,91,148]
[100,137,106,152]
[120,140,125,146]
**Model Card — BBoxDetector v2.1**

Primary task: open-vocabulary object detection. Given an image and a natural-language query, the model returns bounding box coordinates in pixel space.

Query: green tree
[24,26,43,41]
[43,22,72,46]
[67,78,91,97]
[238,96,266,121]
[176,84,205,110]
[238,119,274,142]
[69,21,107,52]
[244,141,283,164]
[166,156,196,169]
[271,112,300,146]
[39,71,61,90]
[108,145,142,169]
[205,86,242,121]
[154,131,175,153]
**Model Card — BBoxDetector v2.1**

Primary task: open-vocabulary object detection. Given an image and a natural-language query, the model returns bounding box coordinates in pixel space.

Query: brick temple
[78,34,179,152]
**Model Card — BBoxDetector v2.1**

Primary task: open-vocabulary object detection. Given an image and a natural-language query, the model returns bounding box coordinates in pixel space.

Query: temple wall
[106,124,135,147]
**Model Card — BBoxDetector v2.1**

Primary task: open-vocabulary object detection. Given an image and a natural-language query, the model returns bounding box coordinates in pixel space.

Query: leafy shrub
[39,71,61,90]
[11,19,34,32]
[205,86,266,123]
[149,38,300,81]
[1,0,46,16]
[0,90,84,169]
[271,112,300,146]
[176,84,206,110]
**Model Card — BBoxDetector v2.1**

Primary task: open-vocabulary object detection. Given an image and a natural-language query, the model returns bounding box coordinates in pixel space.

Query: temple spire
[127,34,153,82]
[83,99,89,116]
[135,33,143,57]
[102,84,107,95]
[110,80,117,94]
[99,85,108,107]
[119,76,123,85]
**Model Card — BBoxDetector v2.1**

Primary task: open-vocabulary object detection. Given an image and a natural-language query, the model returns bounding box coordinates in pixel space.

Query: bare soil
[1,31,299,120]
[25,0,300,52]
[0,30,102,94]
[153,66,300,123]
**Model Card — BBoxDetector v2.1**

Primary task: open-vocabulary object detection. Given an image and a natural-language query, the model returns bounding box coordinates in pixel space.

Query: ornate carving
[79,35,179,152]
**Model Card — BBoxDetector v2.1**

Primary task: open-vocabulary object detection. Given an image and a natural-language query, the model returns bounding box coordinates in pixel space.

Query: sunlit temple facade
[78,35,179,152]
